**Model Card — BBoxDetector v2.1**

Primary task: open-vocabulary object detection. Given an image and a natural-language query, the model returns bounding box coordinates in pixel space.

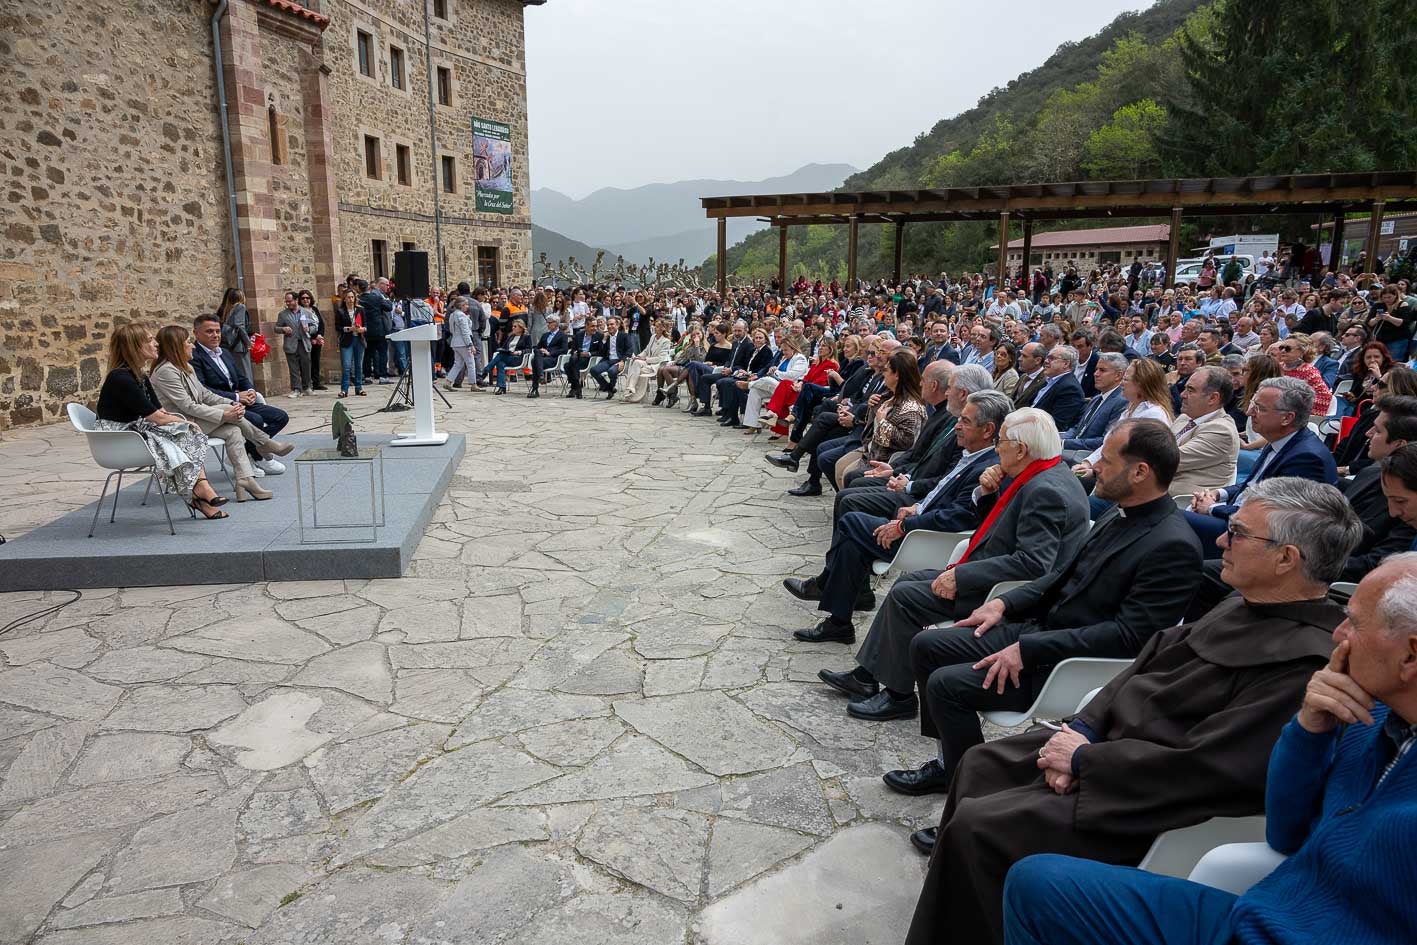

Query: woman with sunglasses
[297,289,328,391]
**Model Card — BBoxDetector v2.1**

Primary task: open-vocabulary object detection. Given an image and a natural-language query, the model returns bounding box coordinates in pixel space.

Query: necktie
[1176,418,1198,444]
[1076,393,1105,432]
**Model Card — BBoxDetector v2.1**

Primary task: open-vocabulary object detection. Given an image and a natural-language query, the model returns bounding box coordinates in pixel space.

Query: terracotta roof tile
[1000,224,1170,250]
[256,0,330,28]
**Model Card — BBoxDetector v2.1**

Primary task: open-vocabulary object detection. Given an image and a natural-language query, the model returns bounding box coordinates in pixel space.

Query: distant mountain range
[531,163,858,267]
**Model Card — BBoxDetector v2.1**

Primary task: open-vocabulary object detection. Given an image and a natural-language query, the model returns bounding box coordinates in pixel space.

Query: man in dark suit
[528,315,568,399]
[887,418,1202,808]
[1028,345,1087,431]
[1169,345,1203,414]
[786,391,1014,648]
[690,322,753,416]
[564,320,601,399]
[1059,353,1128,460]
[190,313,288,475]
[1185,377,1337,558]
[358,278,395,383]
[1011,342,1048,409]
[920,321,960,367]
[717,338,775,427]
[1070,328,1099,397]
[806,402,1094,721]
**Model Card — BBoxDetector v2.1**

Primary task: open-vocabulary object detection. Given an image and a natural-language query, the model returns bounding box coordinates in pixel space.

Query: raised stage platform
[0,433,465,591]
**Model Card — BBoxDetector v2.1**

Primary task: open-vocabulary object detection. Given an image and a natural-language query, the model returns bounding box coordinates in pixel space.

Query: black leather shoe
[765,452,800,472]
[782,576,821,602]
[652,390,666,406]
[665,389,680,409]
[527,390,540,399]
[854,589,876,612]
[787,481,822,497]
[792,619,855,644]
[883,759,951,796]
[909,827,937,855]
[847,689,918,722]
[564,389,576,398]
[818,668,878,701]
[575,389,583,399]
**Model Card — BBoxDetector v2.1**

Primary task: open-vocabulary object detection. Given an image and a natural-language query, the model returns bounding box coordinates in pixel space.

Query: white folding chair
[544,353,570,393]
[1186,840,1288,895]
[67,403,179,538]
[871,529,973,577]
[980,657,1133,728]
[1138,816,1270,883]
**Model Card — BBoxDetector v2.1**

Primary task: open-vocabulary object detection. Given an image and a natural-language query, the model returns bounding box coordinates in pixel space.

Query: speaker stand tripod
[379,368,451,413]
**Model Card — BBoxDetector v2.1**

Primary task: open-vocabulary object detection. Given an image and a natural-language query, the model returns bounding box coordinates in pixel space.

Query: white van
[1173,255,1255,286]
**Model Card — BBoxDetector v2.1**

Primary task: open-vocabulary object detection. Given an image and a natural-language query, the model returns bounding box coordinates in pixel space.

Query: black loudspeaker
[393,250,430,299]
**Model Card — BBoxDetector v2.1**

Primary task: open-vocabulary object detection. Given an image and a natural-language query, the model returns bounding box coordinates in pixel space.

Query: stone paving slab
[0,390,961,945]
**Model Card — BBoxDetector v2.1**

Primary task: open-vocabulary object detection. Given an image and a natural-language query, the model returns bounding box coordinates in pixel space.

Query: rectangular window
[372,240,388,281]
[389,45,405,90]
[477,246,499,288]
[436,66,452,107]
[402,241,416,254]
[433,0,449,19]
[1098,250,1121,264]
[441,154,457,194]
[395,144,412,186]
[356,30,373,78]
[364,134,381,180]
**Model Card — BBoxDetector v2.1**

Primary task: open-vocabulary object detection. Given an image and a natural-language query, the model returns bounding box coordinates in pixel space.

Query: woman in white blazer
[621,319,674,403]
[743,334,810,432]
[149,325,293,501]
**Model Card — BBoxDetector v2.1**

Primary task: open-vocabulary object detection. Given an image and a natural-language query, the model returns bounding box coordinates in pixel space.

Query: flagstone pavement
[0,383,963,945]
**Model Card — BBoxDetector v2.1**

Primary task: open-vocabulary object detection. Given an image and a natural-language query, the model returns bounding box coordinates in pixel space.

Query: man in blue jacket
[190,313,289,476]
[1185,376,1337,557]
[1059,353,1127,460]
[1001,552,1417,945]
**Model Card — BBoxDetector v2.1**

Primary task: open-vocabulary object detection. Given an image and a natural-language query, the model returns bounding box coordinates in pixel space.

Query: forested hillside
[712,0,1417,283]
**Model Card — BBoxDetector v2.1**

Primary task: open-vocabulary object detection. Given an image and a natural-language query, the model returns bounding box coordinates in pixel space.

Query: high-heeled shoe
[234,477,273,501]
[195,491,229,507]
[186,496,230,520]
[263,441,296,458]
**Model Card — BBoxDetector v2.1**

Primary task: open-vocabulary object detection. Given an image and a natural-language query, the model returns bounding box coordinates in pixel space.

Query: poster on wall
[472,117,513,214]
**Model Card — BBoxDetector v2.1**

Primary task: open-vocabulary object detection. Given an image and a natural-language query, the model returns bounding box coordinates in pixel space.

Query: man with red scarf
[886,420,1203,818]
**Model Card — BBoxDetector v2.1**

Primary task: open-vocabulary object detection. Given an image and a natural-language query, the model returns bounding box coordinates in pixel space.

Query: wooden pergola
[701,170,1417,298]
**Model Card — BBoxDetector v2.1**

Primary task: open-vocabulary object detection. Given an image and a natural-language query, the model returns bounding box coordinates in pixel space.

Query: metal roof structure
[700,170,1417,296]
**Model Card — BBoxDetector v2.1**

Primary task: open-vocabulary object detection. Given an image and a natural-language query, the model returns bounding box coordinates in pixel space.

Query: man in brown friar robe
[903,477,1363,945]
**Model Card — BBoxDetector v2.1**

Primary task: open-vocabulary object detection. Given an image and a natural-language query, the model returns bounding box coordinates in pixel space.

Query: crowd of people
[88,250,1417,943]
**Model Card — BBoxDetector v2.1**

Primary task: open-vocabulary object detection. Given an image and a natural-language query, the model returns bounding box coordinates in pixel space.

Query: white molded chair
[1330,580,1358,598]
[1186,840,1288,895]
[206,442,236,491]
[980,657,1132,728]
[543,353,570,393]
[1138,816,1270,884]
[1332,378,1354,400]
[67,402,178,538]
[871,529,973,577]
[1172,493,1194,510]
[504,351,533,385]
[924,580,1030,631]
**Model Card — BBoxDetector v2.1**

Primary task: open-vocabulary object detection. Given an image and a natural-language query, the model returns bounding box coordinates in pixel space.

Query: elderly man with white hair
[1001,548,1417,945]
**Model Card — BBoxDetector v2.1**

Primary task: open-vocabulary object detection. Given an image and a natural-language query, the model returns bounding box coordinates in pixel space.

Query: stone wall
[0,0,232,429]
[326,0,532,289]
[0,0,535,431]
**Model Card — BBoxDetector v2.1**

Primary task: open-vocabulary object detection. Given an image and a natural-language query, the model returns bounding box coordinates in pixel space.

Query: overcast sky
[525,0,1146,199]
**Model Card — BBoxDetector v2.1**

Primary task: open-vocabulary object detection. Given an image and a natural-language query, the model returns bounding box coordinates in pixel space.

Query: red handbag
[250,333,271,364]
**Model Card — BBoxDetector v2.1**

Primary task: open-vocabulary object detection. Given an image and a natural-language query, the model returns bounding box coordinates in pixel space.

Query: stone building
[0,0,541,430]
[996,223,1172,272]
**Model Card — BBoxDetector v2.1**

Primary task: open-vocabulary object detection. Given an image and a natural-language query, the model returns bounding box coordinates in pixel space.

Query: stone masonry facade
[0,0,535,430]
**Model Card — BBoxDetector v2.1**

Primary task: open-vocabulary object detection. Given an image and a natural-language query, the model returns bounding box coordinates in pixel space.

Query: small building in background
[996,223,1171,271]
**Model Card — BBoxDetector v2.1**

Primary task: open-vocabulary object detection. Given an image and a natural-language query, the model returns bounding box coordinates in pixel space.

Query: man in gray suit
[884,419,1203,818]
[811,406,1091,722]
[1059,352,1128,463]
[274,290,313,396]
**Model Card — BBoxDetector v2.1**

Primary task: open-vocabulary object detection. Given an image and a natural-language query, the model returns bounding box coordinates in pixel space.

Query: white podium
[386,323,449,447]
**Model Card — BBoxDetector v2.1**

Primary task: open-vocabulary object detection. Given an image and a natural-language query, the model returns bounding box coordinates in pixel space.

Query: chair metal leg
[152,469,177,535]
[139,469,150,506]
[112,470,126,521]
[88,471,119,538]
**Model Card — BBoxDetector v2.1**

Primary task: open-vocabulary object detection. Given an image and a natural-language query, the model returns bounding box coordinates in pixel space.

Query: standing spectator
[215,287,254,383]
[296,289,328,390]
[1367,284,1416,361]
[333,286,366,398]
[443,297,477,392]
[358,277,394,383]
[274,291,312,397]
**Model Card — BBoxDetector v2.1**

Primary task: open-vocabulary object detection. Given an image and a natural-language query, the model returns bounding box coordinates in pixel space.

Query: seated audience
[742,333,810,431]
[1186,377,1337,557]
[1058,352,1127,459]
[148,325,293,504]
[991,341,1019,398]
[764,336,839,439]
[688,320,753,416]
[804,404,1087,712]
[1273,332,1334,415]
[903,477,1362,945]
[652,324,707,409]
[527,313,568,399]
[829,347,929,488]
[483,319,534,394]
[716,327,775,426]
[1164,365,1241,495]
[190,313,289,477]
[1011,342,1048,407]
[621,318,673,403]
[786,391,1013,644]
[889,418,1202,810]
[588,316,635,396]
[1027,345,1087,431]
[1000,553,1417,945]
